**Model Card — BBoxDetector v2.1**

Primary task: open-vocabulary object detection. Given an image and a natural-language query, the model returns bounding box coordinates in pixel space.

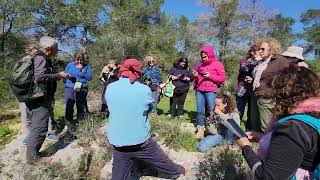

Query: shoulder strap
[276,114,320,134]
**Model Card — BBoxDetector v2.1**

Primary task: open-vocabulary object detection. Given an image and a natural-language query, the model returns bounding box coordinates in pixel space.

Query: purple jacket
[194,45,226,92]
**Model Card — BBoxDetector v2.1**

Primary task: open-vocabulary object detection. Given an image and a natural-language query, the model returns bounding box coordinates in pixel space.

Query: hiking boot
[23,138,28,146]
[195,125,205,140]
[47,133,59,142]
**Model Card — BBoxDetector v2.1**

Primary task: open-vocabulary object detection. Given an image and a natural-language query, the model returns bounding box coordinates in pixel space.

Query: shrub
[150,118,197,151]
[196,145,249,179]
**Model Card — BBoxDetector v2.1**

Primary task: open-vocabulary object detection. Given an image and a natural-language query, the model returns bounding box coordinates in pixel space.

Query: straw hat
[282,46,304,60]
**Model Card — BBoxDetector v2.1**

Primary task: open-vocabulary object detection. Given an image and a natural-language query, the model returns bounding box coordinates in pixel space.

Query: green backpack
[10,53,46,102]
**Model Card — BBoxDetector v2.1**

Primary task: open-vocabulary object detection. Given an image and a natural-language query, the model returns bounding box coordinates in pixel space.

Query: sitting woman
[197,95,240,152]
[236,67,320,179]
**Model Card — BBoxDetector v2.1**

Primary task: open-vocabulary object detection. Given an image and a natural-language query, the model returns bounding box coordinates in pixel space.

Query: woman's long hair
[174,57,189,69]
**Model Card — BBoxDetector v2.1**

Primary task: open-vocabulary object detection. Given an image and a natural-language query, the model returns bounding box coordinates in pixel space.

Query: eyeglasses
[259,48,265,51]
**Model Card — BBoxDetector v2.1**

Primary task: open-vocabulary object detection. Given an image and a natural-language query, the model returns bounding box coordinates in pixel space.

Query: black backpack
[10,52,46,102]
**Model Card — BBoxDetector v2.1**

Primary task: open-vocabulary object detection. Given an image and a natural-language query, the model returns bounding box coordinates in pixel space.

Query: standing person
[64,51,92,130]
[236,44,261,131]
[236,67,320,180]
[106,58,185,180]
[142,56,162,116]
[197,95,240,152]
[193,45,226,140]
[19,41,39,145]
[167,57,194,119]
[282,46,309,68]
[25,36,69,164]
[252,38,297,132]
[99,60,119,114]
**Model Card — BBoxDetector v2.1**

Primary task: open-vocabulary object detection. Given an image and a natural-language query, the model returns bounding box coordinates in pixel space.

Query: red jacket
[194,45,226,92]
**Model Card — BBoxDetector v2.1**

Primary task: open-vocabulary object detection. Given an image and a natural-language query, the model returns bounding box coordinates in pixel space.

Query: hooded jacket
[194,45,226,92]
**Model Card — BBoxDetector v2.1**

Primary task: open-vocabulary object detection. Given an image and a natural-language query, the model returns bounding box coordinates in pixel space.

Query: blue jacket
[142,65,162,85]
[64,61,92,88]
[106,78,154,146]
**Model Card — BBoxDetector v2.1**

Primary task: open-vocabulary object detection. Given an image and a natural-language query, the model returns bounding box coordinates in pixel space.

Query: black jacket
[242,116,320,179]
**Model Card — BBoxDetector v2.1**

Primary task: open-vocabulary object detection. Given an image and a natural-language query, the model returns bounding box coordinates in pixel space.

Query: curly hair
[271,66,320,117]
[262,38,281,57]
[216,95,238,114]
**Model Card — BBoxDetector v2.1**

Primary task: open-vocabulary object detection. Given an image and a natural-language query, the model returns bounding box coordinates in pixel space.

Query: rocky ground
[0,123,206,180]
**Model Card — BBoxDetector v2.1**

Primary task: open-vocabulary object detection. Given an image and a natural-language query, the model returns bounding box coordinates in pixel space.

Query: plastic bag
[160,79,175,97]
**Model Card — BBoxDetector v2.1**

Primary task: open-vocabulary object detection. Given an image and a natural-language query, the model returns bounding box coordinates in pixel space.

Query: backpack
[276,114,320,180]
[10,53,46,102]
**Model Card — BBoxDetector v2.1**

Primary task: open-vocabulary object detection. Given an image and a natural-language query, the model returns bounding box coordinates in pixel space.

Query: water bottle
[237,85,246,97]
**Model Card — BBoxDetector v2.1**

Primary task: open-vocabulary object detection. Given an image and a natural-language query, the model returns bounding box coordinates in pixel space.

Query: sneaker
[23,138,28,146]
[47,133,59,142]
[177,115,184,120]
[167,114,173,119]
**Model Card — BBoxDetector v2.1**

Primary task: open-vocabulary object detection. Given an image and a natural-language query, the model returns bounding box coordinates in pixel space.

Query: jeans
[64,87,89,124]
[197,129,235,152]
[151,87,161,114]
[169,91,188,117]
[196,91,216,126]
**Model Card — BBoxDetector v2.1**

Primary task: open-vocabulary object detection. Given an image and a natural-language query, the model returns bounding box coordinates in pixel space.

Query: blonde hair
[144,56,156,65]
[262,38,281,57]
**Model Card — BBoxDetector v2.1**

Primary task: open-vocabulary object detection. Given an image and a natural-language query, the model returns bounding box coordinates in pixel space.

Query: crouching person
[197,95,240,152]
[105,58,185,180]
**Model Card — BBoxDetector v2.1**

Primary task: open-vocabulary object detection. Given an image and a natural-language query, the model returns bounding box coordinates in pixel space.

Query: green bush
[196,145,249,179]
[150,118,197,151]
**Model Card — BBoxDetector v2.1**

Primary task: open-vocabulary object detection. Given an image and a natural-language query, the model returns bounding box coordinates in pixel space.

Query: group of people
[15,35,319,180]
[18,36,92,164]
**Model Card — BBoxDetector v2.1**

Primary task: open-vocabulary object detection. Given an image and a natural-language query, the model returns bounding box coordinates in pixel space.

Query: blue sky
[162,0,320,33]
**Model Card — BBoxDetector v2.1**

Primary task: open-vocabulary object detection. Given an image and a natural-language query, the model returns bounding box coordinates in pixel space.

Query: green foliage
[196,145,249,179]
[267,14,295,50]
[0,127,14,139]
[150,118,197,151]
[300,9,320,57]
[76,113,107,147]
[307,58,320,73]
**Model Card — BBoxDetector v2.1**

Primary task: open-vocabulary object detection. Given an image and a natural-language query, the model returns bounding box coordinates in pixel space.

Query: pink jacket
[194,45,226,92]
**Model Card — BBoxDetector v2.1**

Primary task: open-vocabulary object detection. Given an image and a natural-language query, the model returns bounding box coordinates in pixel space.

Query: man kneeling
[105,58,185,180]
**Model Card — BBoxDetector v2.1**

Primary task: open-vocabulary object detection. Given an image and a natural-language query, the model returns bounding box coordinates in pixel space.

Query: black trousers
[169,91,188,117]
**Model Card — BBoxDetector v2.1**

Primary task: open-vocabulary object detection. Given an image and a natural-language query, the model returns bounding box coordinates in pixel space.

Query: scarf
[253,57,271,90]
[119,59,142,84]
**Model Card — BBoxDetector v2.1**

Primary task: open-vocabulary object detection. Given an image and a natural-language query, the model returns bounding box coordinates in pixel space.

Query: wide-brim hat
[282,46,304,60]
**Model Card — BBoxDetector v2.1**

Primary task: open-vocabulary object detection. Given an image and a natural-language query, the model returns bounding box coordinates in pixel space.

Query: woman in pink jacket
[193,45,226,139]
